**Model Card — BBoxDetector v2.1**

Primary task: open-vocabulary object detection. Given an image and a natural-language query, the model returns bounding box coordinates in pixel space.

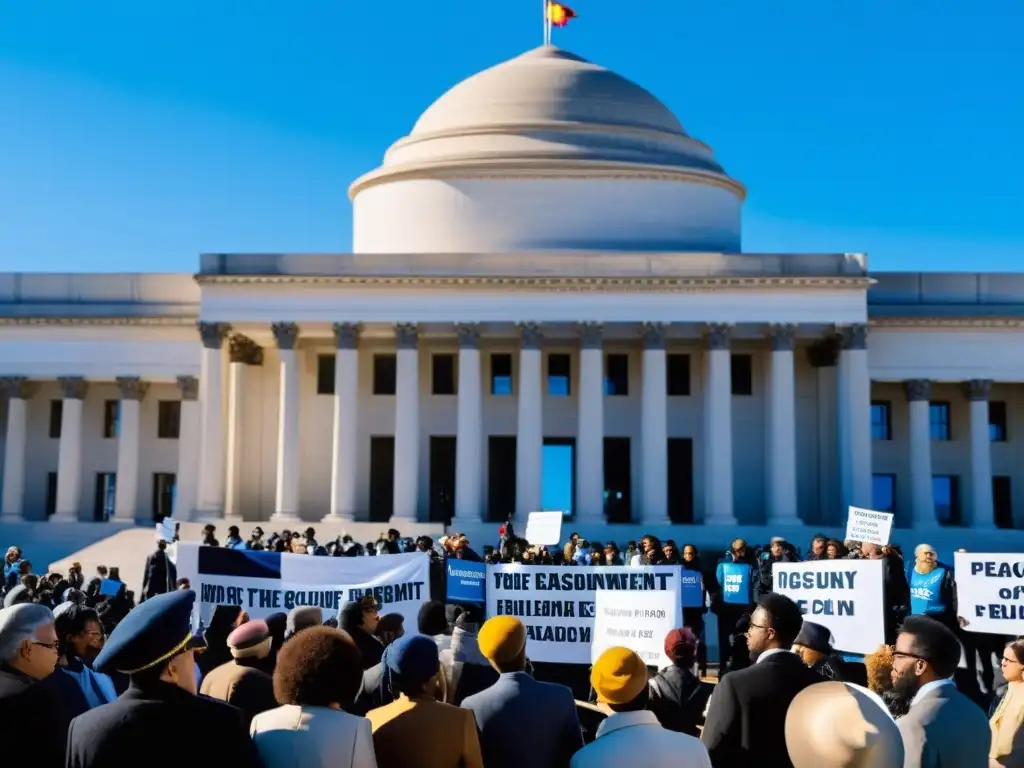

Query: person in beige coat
[200,619,277,729]
[250,626,376,768]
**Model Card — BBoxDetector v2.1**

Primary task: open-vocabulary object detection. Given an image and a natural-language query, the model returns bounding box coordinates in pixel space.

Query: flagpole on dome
[543,0,551,45]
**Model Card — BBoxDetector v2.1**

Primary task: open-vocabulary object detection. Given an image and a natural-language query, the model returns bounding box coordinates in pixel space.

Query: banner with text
[592,589,677,667]
[845,506,894,546]
[446,560,487,603]
[176,545,431,628]
[772,559,884,655]
[485,564,682,664]
[954,552,1024,635]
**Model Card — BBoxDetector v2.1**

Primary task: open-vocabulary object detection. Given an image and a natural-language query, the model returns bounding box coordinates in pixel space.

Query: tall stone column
[272,323,301,522]
[807,339,840,524]
[704,324,736,525]
[1,377,37,521]
[172,376,201,520]
[515,323,543,521]
[766,324,800,524]
[454,323,483,523]
[576,323,605,524]
[54,376,88,522]
[113,377,149,523]
[838,325,872,510]
[392,323,420,523]
[906,379,935,528]
[326,323,360,522]
[224,335,263,521]
[965,379,995,529]
[195,322,231,519]
[640,323,669,524]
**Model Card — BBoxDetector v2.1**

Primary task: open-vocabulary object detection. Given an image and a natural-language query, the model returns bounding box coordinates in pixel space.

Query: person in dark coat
[701,593,823,768]
[199,619,278,729]
[862,542,910,643]
[196,604,243,679]
[339,595,384,670]
[141,540,177,601]
[791,621,867,686]
[648,627,708,737]
[65,590,261,768]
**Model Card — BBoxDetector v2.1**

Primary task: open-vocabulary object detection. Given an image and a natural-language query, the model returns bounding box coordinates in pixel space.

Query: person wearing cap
[340,596,384,669]
[460,615,582,768]
[649,627,707,736]
[200,619,278,729]
[65,590,262,768]
[792,621,856,683]
[571,646,711,767]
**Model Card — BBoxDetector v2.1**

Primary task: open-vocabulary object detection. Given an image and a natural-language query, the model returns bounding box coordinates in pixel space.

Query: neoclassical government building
[2,46,1022,548]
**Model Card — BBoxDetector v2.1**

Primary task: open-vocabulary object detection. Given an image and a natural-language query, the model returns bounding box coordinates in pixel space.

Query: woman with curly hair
[865,644,910,719]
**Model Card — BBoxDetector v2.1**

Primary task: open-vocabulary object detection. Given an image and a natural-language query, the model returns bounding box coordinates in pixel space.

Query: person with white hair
[0,603,89,767]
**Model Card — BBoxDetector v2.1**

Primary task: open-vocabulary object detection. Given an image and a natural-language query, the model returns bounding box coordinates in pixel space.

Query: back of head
[0,603,53,662]
[757,592,805,648]
[385,634,440,695]
[274,626,362,707]
[786,682,904,768]
[898,615,961,679]
[477,616,527,671]
[417,601,448,636]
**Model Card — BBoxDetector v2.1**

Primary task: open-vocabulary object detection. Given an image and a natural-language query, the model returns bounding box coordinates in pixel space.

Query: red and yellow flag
[547,1,577,28]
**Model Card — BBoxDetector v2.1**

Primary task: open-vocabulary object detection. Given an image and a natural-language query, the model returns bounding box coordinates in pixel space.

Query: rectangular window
[932,475,961,526]
[152,473,177,522]
[46,472,58,517]
[990,401,1008,442]
[872,474,896,514]
[94,473,116,522]
[49,401,63,439]
[491,354,513,396]
[432,354,456,395]
[317,354,335,396]
[604,354,629,396]
[994,476,1013,529]
[871,401,892,441]
[103,400,120,439]
[731,354,753,396]
[548,353,571,396]
[157,401,181,439]
[929,402,951,441]
[373,354,397,396]
[666,354,691,396]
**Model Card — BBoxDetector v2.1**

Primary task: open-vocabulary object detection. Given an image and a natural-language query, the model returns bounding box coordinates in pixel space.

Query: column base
[704,516,738,527]
[50,513,80,523]
[387,516,419,530]
[766,516,803,527]
[321,512,355,524]
[638,517,671,527]
[0,514,25,523]
[269,512,303,525]
[190,507,225,523]
[109,516,136,525]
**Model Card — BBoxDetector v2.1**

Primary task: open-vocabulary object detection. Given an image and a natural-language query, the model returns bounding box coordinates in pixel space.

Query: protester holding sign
[712,539,757,674]
[905,543,958,631]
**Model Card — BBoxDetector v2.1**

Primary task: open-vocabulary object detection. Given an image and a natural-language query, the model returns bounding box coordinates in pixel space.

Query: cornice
[869,317,1024,329]
[0,316,196,327]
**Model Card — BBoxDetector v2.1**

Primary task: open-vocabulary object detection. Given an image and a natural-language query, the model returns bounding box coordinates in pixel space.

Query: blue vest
[718,562,753,606]
[909,566,947,617]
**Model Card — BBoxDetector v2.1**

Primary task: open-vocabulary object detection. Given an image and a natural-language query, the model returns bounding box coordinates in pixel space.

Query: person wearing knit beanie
[199,619,278,728]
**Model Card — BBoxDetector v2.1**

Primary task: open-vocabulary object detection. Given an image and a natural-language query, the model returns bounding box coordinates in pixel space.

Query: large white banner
[591,589,678,668]
[176,545,431,629]
[954,552,1024,635]
[485,564,682,664]
[772,559,885,655]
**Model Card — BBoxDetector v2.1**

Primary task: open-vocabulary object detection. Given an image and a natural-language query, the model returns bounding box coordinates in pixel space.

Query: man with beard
[701,593,821,767]
[891,616,989,767]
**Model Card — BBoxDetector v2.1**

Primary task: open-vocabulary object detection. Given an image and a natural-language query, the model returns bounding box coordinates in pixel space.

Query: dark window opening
[429,436,456,525]
[373,355,397,396]
[603,437,631,523]
[317,354,336,395]
[666,354,691,396]
[491,353,513,396]
[432,354,456,396]
[604,354,629,396]
[49,401,63,439]
[731,354,753,396]
[548,354,571,396]
[157,401,181,439]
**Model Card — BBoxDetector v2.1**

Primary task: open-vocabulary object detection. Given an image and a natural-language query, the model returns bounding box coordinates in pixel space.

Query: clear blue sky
[1,0,1022,273]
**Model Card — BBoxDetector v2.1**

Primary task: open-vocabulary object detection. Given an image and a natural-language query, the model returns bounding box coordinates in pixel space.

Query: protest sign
[524,511,563,546]
[591,589,678,667]
[99,578,123,597]
[446,560,487,603]
[718,562,752,605]
[485,564,682,664]
[845,506,894,546]
[176,545,430,628]
[155,518,176,543]
[772,559,884,655]
[954,552,1024,635]
[680,570,704,608]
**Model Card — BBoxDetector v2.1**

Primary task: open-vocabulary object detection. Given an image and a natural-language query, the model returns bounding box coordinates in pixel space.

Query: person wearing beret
[200,619,278,729]
[570,646,711,767]
[65,590,263,768]
[460,616,582,768]
[365,633,483,768]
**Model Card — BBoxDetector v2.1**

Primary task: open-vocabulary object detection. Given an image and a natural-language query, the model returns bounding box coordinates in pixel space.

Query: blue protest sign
[680,571,704,608]
[719,562,751,605]
[446,560,487,603]
[99,578,123,597]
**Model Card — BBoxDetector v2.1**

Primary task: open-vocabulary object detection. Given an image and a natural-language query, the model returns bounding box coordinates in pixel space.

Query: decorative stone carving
[333,322,360,350]
[229,335,264,365]
[904,379,933,402]
[769,324,798,352]
[176,375,199,401]
[806,337,840,368]
[271,322,300,351]
[963,379,992,402]
[577,322,603,349]
[57,376,88,400]
[705,323,732,351]
[0,376,38,400]
[116,376,149,401]
[197,322,231,350]
[518,322,543,350]
[839,324,868,351]
[642,322,667,350]
[456,323,480,349]
[395,323,419,350]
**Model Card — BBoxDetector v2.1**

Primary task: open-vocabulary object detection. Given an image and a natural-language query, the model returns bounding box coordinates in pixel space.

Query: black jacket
[701,651,822,768]
[348,626,385,670]
[0,665,89,768]
[66,681,261,768]
[142,550,177,599]
[648,664,708,737]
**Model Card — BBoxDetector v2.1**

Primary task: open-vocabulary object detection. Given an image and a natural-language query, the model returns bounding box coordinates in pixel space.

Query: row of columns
[0,375,200,522]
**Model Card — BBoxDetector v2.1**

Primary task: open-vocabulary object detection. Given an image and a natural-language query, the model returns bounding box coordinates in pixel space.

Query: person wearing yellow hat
[570,646,711,767]
[461,616,584,768]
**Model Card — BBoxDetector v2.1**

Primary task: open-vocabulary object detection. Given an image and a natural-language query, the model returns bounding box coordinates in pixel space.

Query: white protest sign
[845,506,894,546]
[524,511,563,546]
[486,564,682,664]
[592,589,677,668]
[772,559,885,655]
[954,552,1024,635]
[176,545,431,629]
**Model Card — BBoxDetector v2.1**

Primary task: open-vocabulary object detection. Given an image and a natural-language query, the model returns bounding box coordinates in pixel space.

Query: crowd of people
[0,525,1018,767]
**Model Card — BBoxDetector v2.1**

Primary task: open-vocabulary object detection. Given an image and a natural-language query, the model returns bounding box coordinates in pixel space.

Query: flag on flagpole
[547,1,577,28]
